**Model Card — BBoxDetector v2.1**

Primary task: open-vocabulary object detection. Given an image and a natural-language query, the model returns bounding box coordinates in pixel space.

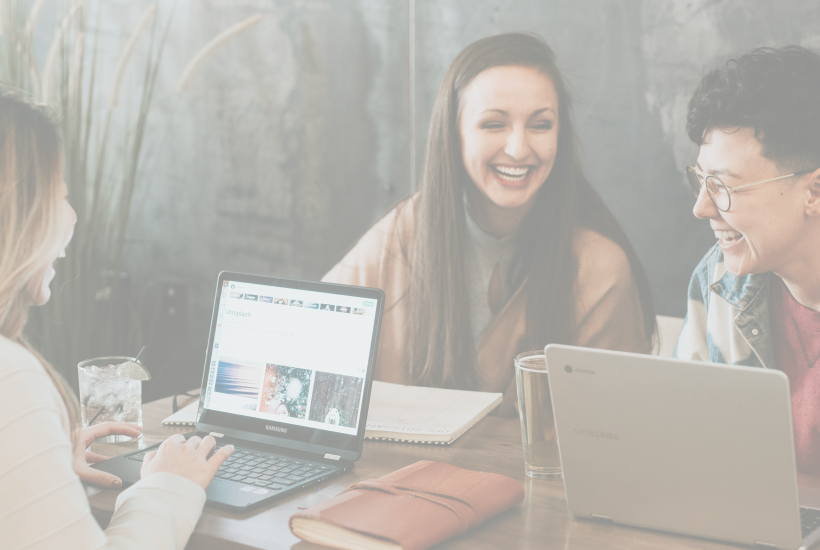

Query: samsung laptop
[94,271,384,510]
[545,344,820,550]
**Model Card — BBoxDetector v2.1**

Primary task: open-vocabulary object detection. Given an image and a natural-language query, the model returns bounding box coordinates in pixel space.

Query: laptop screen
[198,275,381,453]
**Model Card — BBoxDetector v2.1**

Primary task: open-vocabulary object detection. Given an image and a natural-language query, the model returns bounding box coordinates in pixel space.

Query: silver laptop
[545,344,820,549]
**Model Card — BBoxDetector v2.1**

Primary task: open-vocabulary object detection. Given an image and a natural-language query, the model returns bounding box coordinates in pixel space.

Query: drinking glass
[514,351,562,479]
[78,356,143,442]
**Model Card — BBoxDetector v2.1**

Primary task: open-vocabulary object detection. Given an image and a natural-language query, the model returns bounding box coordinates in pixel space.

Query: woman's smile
[491,164,534,187]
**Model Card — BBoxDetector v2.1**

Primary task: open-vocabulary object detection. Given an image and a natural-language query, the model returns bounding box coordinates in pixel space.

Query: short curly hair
[686,45,820,170]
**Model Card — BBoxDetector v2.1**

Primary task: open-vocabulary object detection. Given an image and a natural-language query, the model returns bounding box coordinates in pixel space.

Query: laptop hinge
[209,431,224,438]
[590,514,612,522]
[753,542,777,549]
[324,453,340,461]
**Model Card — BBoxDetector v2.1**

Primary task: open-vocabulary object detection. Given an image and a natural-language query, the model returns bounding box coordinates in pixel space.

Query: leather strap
[342,480,478,530]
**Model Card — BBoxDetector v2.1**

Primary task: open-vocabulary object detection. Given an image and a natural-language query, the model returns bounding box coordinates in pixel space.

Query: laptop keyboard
[128,445,338,491]
[802,507,820,539]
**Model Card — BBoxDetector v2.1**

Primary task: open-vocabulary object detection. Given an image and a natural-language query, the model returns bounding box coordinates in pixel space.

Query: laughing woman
[0,95,233,548]
[324,33,656,415]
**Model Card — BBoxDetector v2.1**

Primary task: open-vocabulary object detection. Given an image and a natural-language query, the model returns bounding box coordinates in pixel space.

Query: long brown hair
[408,33,657,389]
[0,93,80,430]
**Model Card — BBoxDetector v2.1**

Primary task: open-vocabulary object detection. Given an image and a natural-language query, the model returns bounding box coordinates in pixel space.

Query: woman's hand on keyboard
[140,434,234,489]
[73,422,143,488]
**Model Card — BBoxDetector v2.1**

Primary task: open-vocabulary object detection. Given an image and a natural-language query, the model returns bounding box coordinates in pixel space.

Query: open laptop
[93,271,384,510]
[545,344,820,550]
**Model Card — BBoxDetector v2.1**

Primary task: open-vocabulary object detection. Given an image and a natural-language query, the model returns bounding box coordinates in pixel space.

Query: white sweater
[0,336,206,550]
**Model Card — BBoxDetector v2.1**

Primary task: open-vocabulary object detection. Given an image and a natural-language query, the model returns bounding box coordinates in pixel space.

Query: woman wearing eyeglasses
[675,46,820,475]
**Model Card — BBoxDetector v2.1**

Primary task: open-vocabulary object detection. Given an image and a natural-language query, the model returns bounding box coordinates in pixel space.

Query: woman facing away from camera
[324,33,657,415]
[0,95,233,549]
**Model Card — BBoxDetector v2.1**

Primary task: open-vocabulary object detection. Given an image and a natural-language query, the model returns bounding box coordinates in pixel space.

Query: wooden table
[86,393,820,550]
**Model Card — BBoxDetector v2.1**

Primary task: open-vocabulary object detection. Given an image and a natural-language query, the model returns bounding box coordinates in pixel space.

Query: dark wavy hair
[407,33,657,389]
[686,45,820,169]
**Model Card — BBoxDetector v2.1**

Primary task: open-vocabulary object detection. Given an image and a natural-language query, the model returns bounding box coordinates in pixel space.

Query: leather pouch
[289,460,524,550]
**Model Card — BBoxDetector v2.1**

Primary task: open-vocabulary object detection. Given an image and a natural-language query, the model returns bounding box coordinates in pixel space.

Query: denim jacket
[674,243,776,369]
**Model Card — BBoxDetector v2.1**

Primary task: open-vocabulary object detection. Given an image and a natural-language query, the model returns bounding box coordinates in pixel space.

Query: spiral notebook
[364,381,502,445]
[161,400,199,426]
[162,382,503,443]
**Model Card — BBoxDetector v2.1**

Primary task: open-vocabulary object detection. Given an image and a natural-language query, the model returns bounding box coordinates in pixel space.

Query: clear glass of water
[514,351,562,479]
[78,356,143,442]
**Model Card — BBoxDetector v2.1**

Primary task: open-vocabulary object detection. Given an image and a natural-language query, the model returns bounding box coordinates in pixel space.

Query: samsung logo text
[265,425,287,433]
[574,428,619,441]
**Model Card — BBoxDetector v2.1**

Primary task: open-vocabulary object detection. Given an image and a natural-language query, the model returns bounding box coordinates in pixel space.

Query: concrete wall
[29,0,820,394]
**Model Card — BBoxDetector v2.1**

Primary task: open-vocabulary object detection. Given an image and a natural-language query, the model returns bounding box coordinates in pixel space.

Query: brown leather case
[289,460,525,550]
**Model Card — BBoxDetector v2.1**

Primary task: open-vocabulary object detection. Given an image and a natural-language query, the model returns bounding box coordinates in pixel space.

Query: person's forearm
[103,472,206,550]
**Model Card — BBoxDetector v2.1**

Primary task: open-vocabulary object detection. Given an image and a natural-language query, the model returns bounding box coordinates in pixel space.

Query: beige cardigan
[324,199,651,417]
[0,336,205,550]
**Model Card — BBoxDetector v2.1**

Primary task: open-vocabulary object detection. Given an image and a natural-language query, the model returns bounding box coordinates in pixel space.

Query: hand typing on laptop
[140,434,235,489]
[80,423,235,490]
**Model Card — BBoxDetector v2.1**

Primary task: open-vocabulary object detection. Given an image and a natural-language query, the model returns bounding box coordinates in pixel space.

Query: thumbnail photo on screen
[214,361,261,410]
[259,364,311,419]
[308,372,364,429]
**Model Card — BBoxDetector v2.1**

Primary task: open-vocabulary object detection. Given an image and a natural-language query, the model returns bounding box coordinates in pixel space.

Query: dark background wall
[29,0,820,399]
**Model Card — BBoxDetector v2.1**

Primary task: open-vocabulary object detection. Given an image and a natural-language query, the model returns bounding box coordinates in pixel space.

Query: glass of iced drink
[514,351,562,479]
[78,356,150,442]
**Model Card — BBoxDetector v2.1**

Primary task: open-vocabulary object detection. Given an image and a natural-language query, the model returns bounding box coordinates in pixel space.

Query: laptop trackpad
[205,479,269,509]
[92,456,142,485]
[799,485,820,508]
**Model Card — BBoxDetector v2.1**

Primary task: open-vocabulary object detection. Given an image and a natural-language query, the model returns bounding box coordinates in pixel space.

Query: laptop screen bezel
[195,270,384,462]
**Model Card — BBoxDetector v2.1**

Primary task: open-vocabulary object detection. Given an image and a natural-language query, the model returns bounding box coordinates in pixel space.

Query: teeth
[714,230,742,242]
[494,165,529,178]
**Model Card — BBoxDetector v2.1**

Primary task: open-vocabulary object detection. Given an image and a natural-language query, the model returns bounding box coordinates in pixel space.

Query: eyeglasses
[685,166,814,212]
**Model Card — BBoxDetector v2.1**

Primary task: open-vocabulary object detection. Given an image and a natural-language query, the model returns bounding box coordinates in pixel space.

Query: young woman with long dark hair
[324,33,656,415]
